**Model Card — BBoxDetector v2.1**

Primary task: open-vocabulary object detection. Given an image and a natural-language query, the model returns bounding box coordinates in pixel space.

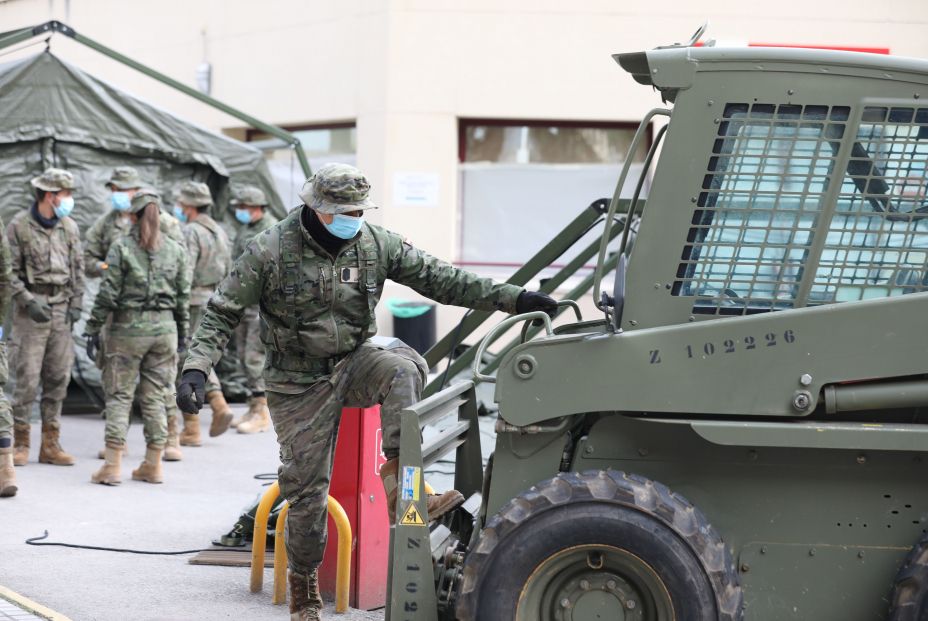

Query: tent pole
[5,20,313,178]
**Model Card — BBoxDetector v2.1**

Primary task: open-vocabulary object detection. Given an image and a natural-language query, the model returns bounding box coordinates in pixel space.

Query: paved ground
[0,405,384,621]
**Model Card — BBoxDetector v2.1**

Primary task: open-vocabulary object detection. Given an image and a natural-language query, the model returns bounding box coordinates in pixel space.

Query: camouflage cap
[230,185,268,207]
[107,166,142,190]
[129,188,160,214]
[175,180,213,207]
[30,167,75,192]
[298,163,378,215]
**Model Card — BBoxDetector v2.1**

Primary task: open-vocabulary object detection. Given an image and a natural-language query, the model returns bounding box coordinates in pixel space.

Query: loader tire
[888,532,928,620]
[456,469,742,621]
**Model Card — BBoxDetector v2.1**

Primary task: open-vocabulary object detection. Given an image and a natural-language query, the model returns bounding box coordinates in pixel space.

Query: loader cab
[612,47,928,330]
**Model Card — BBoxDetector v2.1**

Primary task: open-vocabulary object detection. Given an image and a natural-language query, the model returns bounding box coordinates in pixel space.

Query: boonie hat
[129,188,160,214]
[175,181,213,207]
[107,166,142,190]
[30,168,75,192]
[298,163,378,215]
[230,185,268,207]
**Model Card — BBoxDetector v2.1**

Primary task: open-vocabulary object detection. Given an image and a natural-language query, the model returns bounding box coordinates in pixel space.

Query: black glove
[25,298,51,323]
[85,333,101,361]
[67,305,82,326]
[516,290,558,319]
[176,336,187,354]
[176,369,207,414]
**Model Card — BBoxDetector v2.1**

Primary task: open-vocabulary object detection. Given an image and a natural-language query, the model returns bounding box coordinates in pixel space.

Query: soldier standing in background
[84,166,187,461]
[173,181,233,446]
[0,211,17,497]
[228,186,278,434]
[9,168,85,467]
[177,164,557,619]
[84,190,190,485]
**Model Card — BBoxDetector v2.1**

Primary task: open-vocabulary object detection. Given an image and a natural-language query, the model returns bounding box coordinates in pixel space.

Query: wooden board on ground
[189,547,274,567]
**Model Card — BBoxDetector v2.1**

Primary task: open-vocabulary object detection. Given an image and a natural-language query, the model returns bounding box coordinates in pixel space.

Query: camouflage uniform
[183,164,522,578]
[85,190,190,450]
[8,168,84,465]
[0,213,13,497]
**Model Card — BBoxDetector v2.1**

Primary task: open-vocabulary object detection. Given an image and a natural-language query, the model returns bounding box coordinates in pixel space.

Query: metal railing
[250,481,351,613]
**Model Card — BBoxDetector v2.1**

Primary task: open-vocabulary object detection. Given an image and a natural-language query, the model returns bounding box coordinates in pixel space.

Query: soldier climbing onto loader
[177,163,557,620]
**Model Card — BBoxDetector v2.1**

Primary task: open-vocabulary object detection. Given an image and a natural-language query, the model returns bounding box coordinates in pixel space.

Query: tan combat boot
[131,445,164,484]
[91,444,123,485]
[12,424,29,467]
[179,413,202,446]
[0,447,17,497]
[237,396,271,434]
[380,458,465,524]
[38,425,75,466]
[289,569,323,621]
[207,390,233,437]
[163,415,183,462]
[96,444,128,460]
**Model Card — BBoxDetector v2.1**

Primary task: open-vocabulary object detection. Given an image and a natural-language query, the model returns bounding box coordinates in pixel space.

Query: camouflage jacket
[185,207,523,389]
[0,215,12,321]
[184,214,231,306]
[85,229,190,338]
[232,213,279,260]
[84,208,184,277]
[7,208,85,306]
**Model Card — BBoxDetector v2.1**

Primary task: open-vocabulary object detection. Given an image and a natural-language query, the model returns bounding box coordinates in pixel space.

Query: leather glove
[85,333,101,361]
[68,306,82,326]
[176,336,187,354]
[176,369,207,414]
[516,290,558,319]
[25,298,52,323]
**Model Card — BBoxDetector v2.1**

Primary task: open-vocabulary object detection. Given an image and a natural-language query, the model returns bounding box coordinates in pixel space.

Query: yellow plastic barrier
[250,482,351,613]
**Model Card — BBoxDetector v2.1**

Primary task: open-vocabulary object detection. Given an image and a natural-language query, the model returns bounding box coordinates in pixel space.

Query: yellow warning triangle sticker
[400,503,425,526]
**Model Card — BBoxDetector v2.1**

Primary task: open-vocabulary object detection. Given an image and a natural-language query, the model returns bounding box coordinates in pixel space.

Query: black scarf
[302,205,348,258]
[31,201,59,229]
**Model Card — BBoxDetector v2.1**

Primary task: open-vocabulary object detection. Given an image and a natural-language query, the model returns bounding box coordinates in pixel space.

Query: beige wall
[2,0,927,339]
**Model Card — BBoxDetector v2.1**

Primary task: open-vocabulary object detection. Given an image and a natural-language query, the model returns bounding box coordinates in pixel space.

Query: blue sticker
[400,465,420,501]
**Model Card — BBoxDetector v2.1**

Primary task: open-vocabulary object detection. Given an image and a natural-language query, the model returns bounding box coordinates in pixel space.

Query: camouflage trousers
[234,306,265,395]
[271,340,427,574]
[11,299,74,430]
[102,331,176,448]
[0,341,10,443]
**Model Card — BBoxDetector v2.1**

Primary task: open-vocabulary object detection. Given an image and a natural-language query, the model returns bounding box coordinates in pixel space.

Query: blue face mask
[173,205,188,223]
[53,196,74,219]
[322,213,364,239]
[234,208,252,225]
[111,192,131,212]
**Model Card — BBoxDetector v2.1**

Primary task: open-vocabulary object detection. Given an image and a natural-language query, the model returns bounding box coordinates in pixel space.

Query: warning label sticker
[400,465,420,501]
[401,503,425,526]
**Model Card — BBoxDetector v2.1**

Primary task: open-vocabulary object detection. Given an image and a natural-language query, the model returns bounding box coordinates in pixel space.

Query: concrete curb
[0,585,73,621]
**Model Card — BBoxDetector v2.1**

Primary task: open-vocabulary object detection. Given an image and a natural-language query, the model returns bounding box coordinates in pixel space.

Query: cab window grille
[673,103,848,315]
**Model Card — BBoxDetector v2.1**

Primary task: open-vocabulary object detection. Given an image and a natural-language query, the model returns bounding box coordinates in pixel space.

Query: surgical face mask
[234,208,252,225]
[173,205,188,223]
[53,196,74,219]
[111,191,131,212]
[322,213,364,239]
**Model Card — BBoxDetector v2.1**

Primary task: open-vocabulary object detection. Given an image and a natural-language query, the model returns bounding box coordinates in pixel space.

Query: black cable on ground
[253,473,278,481]
[25,530,218,555]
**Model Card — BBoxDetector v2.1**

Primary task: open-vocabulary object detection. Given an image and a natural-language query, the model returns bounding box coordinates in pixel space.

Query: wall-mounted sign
[393,172,439,207]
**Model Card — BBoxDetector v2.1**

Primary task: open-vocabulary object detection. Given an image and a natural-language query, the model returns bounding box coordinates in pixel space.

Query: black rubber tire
[889,533,928,620]
[456,469,743,621]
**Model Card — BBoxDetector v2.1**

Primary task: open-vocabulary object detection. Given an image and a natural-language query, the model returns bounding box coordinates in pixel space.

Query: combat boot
[91,444,123,485]
[38,425,75,466]
[380,458,465,524]
[163,416,183,461]
[13,424,29,466]
[237,396,271,434]
[131,445,163,484]
[207,390,233,437]
[179,413,202,446]
[96,444,128,460]
[0,447,17,497]
[289,568,323,621]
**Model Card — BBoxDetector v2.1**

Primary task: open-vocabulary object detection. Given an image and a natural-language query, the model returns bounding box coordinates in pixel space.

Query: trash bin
[386,299,436,356]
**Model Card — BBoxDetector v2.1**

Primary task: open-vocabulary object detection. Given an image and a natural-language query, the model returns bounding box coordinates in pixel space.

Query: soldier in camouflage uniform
[9,168,85,468]
[0,212,17,497]
[84,189,190,485]
[173,181,233,445]
[178,164,556,620]
[84,166,187,461]
[228,185,278,434]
